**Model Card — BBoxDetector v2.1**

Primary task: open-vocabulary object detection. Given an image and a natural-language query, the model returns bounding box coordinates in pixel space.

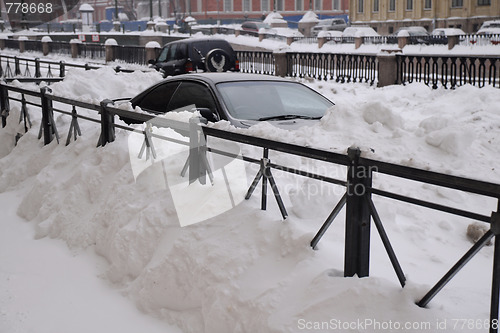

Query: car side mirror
[148,59,156,65]
[198,108,219,123]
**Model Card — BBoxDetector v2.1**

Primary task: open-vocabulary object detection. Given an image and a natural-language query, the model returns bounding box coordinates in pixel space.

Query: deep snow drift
[1,67,499,332]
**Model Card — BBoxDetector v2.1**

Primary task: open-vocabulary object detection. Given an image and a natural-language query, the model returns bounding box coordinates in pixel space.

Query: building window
[406,0,413,10]
[314,0,322,10]
[261,0,269,11]
[276,0,284,10]
[358,0,363,13]
[243,0,251,11]
[424,0,432,9]
[452,0,463,7]
[477,0,490,5]
[223,0,233,11]
[333,0,341,10]
[295,0,303,10]
[389,0,395,11]
[373,0,379,12]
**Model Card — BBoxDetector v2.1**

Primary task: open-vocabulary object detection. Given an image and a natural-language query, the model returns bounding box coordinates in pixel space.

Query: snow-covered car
[120,73,334,128]
[477,20,500,35]
[240,21,271,33]
[389,26,440,44]
[311,18,348,37]
[431,28,466,36]
[342,26,379,37]
[149,38,239,77]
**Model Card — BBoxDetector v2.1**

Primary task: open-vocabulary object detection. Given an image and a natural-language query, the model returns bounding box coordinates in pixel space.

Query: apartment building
[350,0,500,34]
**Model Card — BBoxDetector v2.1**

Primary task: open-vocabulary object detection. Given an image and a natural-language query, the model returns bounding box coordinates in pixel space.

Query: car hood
[235,118,320,130]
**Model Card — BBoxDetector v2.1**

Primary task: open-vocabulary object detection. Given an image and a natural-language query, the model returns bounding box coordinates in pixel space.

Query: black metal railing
[1,80,500,332]
[236,50,275,75]
[4,39,20,50]
[77,43,106,59]
[112,45,160,65]
[23,40,43,52]
[397,54,500,89]
[48,41,73,56]
[286,52,377,84]
[0,55,137,81]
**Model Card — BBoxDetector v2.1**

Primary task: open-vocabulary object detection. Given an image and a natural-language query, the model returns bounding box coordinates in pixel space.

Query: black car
[240,21,271,33]
[122,73,334,128]
[149,38,239,77]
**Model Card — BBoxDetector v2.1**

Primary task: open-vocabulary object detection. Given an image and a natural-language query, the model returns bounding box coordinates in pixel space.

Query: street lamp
[115,0,119,21]
[150,0,153,21]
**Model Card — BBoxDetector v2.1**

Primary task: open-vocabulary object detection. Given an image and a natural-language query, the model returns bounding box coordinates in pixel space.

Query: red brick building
[140,0,349,22]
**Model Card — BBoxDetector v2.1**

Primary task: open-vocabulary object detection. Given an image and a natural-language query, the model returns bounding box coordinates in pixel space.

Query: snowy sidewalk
[0,192,180,333]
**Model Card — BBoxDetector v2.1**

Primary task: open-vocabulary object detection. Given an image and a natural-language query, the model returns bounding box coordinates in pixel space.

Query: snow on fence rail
[1,80,500,331]
[0,54,138,82]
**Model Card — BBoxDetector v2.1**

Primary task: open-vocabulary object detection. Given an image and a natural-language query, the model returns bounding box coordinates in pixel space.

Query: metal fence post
[0,84,9,128]
[14,56,20,76]
[40,87,54,145]
[98,99,115,147]
[188,117,209,185]
[59,61,65,77]
[34,58,41,78]
[344,147,372,278]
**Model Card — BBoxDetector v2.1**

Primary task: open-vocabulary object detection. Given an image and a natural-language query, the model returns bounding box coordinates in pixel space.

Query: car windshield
[216,81,334,121]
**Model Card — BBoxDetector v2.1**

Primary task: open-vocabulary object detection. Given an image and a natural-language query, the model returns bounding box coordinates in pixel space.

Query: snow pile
[1,69,499,333]
[299,11,319,23]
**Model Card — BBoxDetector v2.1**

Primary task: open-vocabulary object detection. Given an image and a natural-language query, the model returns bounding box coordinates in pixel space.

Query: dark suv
[149,38,239,77]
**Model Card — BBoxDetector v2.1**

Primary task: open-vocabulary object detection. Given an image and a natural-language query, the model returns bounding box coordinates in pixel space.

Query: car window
[136,81,180,112]
[157,46,169,62]
[217,81,333,120]
[167,81,218,113]
[157,43,187,62]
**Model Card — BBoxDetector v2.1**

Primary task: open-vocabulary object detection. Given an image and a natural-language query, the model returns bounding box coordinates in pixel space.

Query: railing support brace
[245,148,288,220]
[40,87,58,145]
[344,147,372,278]
[188,117,212,185]
[97,99,115,147]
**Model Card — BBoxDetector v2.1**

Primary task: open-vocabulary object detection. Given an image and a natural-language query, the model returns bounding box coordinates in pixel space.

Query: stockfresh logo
[127,113,248,227]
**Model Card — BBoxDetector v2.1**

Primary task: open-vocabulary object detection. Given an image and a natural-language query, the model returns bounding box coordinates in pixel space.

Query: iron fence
[397,54,500,89]
[48,41,73,56]
[286,52,377,84]
[0,54,137,81]
[4,39,20,50]
[23,40,43,52]
[112,45,160,65]
[1,79,500,332]
[235,50,275,75]
[77,43,106,59]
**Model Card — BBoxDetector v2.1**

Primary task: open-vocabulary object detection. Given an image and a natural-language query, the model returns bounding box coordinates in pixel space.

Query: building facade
[350,0,500,34]
[136,0,349,22]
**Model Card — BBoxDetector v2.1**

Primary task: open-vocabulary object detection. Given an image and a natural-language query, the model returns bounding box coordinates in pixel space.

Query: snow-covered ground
[1,63,500,333]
